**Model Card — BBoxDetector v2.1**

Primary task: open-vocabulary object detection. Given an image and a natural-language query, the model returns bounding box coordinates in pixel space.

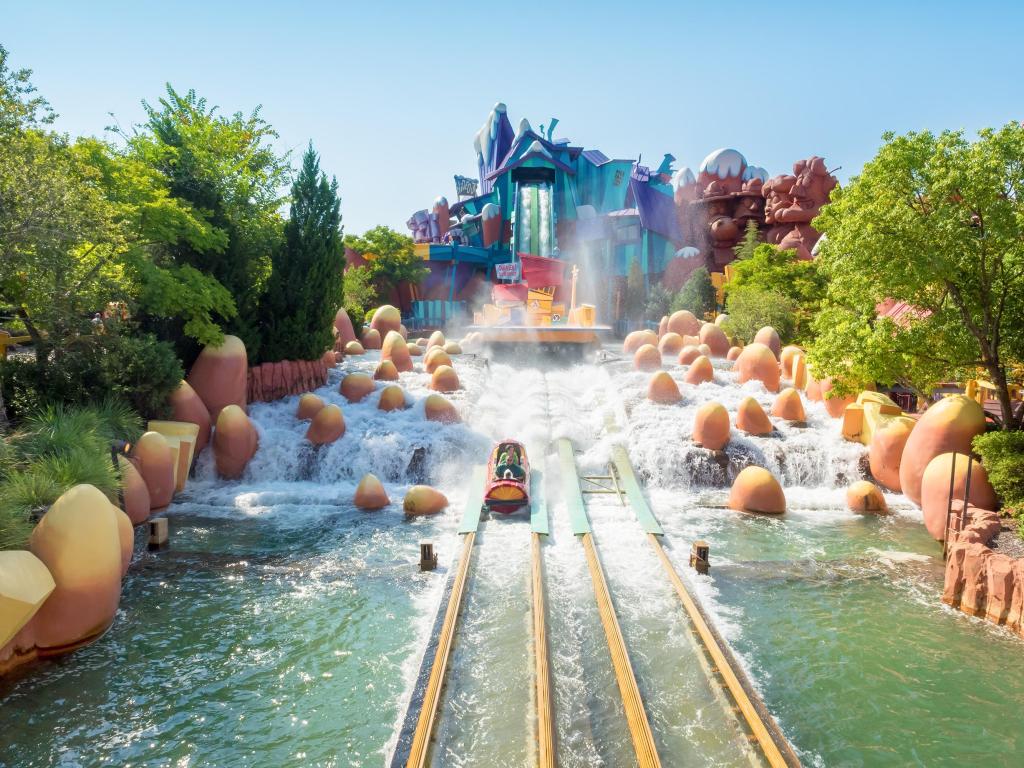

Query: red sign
[495,262,520,280]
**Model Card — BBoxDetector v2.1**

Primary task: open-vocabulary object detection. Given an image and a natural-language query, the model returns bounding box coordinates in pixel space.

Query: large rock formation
[899,395,987,506]
[186,335,248,420]
[132,431,175,510]
[729,467,786,514]
[213,405,259,479]
[868,420,914,493]
[763,156,838,260]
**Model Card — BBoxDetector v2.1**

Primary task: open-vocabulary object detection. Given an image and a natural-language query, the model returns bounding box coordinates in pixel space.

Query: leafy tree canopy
[343,226,426,313]
[809,123,1024,428]
[673,266,717,319]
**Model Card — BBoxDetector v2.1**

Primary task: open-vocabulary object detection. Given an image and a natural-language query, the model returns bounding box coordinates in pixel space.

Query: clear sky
[5,1,1024,235]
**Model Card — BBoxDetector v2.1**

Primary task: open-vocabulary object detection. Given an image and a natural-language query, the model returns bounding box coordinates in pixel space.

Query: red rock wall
[247,360,329,403]
[942,501,1024,636]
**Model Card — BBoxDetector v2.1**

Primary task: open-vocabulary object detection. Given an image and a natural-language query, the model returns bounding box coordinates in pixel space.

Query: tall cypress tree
[259,143,344,362]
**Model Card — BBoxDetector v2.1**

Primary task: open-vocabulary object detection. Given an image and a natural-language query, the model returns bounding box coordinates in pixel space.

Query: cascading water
[3,347,1024,768]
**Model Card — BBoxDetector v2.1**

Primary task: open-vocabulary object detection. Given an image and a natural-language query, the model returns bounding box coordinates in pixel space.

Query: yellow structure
[965,378,1022,407]
[841,391,916,445]
[147,420,200,492]
[0,551,55,649]
[0,330,32,360]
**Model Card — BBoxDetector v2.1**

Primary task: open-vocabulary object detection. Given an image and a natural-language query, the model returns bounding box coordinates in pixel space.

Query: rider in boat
[495,445,525,481]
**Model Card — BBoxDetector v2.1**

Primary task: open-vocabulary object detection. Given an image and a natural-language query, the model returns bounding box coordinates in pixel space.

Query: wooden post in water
[419,542,437,571]
[690,540,710,574]
[148,518,168,550]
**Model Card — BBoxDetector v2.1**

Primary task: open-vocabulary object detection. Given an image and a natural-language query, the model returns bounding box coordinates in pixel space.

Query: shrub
[973,431,1024,516]
[723,285,796,343]
[644,284,673,322]
[672,267,717,318]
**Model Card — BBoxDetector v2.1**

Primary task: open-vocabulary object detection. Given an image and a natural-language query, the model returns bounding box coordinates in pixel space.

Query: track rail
[531,532,555,767]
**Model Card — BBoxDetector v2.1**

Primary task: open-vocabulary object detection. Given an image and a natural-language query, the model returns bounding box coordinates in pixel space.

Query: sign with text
[454,175,479,198]
[494,262,520,280]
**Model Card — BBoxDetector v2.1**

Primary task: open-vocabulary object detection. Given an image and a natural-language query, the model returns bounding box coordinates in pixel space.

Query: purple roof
[581,149,611,166]
[629,172,680,242]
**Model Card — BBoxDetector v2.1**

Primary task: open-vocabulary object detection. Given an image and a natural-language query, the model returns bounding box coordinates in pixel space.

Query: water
[2,347,1023,767]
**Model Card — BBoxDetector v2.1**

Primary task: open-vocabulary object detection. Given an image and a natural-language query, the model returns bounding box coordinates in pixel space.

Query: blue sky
[5,1,1023,234]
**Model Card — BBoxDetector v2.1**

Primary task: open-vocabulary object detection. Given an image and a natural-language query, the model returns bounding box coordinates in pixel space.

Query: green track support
[457,465,487,534]
[557,438,591,535]
[530,469,549,535]
[611,445,663,536]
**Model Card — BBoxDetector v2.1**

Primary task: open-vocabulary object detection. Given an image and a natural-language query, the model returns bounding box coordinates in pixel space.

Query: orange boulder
[726,346,742,361]
[667,310,701,337]
[424,348,452,374]
[736,397,773,436]
[361,328,382,350]
[623,330,658,354]
[684,355,714,385]
[333,308,357,345]
[699,323,730,357]
[634,344,662,372]
[899,395,987,506]
[133,431,175,510]
[117,456,151,525]
[443,341,463,355]
[868,420,914,492]
[403,485,449,516]
[369,304,402,337]
[168,380,212,456]
[381,330,414,372]
[424,394,460,423]
[647,371,682,404]
[846,481,888,514]
[407,343,423,357]
[427,330,446,349]
[213,405,259,480]
[921,452,998,540]
[678,345,701,365]
[373,360,399,381]
[113,505,134,576]
[29,484,123,650]
[734,343,780,392]
[296,393,325,420]
[658,316,669,337]
[658,333,684,355]
[378,385,407,411]
[754,326,781,359]
[693,402,730,450]
[344,340,365,356]
[431,365,461,392]
[729,467,786,515]
[186,335,248,421]
[354,474,390,510]
[340,373,375,402]
[306,404,346,445]
[771,388,806,422]
[780,346,802,379]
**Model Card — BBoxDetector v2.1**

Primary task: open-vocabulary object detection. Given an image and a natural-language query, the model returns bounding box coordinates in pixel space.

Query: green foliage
[343,227,426,315]
[0,332,181,422]
[0,401,132,549]
[810,122,1024,426]
[644,284,673,322]
[722,286,796,343]
[973,431,1024,516]
[343,266,377,326]
[725,243,825,344]
[673,267,717,318]
[624,259,645,321]
[259,144,345,363]
[733,220,761,262]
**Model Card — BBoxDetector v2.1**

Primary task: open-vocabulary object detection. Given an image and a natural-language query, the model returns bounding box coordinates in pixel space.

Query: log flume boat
[484,440,530,513]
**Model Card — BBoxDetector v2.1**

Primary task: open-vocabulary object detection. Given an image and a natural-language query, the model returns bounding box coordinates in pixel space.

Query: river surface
[2,348,1023,767]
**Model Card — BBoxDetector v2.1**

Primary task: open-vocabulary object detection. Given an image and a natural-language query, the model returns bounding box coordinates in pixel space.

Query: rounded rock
[403,485,449,516]
[736,396,773,436]
[133,432,175,510]
[424,394,460,423]
[333,308,357,345]
[169,380,212,456]
[726,346,742,361]
[185,334,248,421]
[771,388,806,422]
[899,395,987,506]
[714,313,729,327]
[658,332,684,355]
[424,348,452,374]
[407,343,423,357]
[443,341,463,355]
[734,343,780,392]
[381,330,414,372]
[678,345,701,365]
[846,481,888,514]
[354,474,390,510]
[699,323,730,357]
[306,404,346,445]
[374,360,400,381]
[378,385,407,411]
[780,345,803,379]
[921,452,998,540]
[344,340,365,356]
[213,405,259,480]
[868,420,914,492]
[684,355,714,385]
[113,505,133,577]
[729,467,786,515]
[369,304,402,337]
[427,330,446,349]
[340,373,375,403]
[296,393,325,420]
[667,310,701,337]
[117,456,151,525]
[754,326,782,359]
[633,344,662,372]
[623,330,659,354]
[648,371,682,404]
[693,402,730,450]
[430,365,461,393]
[361,328,382,350]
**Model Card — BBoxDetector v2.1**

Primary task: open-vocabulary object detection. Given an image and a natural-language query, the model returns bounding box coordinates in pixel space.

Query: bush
[722,285,796,343]
[973,431,1024,516]
[644,284,673,322]
[673,267,717,318]
[0,331,181,422]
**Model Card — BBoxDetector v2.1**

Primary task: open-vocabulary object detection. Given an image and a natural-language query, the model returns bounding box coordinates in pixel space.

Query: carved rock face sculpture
[763,157,837,260]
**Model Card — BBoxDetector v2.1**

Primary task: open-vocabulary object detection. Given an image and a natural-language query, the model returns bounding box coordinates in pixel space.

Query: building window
[615,224,640,242]
[613,170,624,186]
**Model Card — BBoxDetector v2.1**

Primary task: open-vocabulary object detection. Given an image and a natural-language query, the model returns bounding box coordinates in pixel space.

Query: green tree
[672,267,717,318]
[343,265,377,325]
[644,283,673,322]
[259,144,345,362]
[732,220,761,261]
[624,259,645,323]
[120,85,290,361]
[343,226,426,310]
[811,123,1024,429]
[722,286,795,343]
[725,243,826,344]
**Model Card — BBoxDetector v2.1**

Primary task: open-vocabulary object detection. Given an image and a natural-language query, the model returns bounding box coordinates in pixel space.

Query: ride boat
[484,440,530,512]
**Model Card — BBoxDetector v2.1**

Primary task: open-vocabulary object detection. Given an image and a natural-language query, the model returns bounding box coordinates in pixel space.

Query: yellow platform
[147,420,200,492]
[841,391,916,445]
